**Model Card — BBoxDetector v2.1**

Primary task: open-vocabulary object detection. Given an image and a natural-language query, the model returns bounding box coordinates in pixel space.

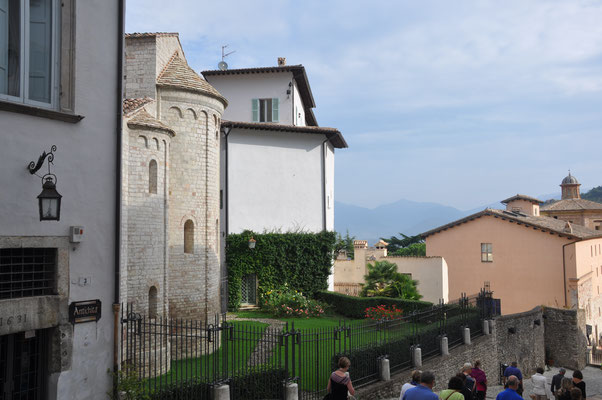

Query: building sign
[69,300,101,324]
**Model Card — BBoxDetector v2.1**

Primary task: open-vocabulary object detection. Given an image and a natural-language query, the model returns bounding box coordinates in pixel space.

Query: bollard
[413,346,422,368]
[440,336,449,356]
[489,319,496,335]
[463,327,471,345]
[213,384,230,400]
[483,320,490,335]
[284,382,298,400]
[379,358,391,381]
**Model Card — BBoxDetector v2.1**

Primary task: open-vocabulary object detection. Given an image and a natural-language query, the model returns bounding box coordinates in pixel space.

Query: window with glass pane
[481,243,493,262]
[0,0,55,105]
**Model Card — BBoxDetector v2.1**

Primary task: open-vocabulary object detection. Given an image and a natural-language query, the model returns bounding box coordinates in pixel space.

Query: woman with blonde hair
[556,377,573,400]
[326,357,355,399]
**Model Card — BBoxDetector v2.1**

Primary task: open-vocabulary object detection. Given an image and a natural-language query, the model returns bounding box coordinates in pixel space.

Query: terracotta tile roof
[220,120,348,149]
[421,208,602,240]
[202,65,317,125]
[501,194,543,204]
[127,109,175,136]
[123,97,154,115]
[157,54,227,106]
[125,32,179,38]
[541,198,602,211]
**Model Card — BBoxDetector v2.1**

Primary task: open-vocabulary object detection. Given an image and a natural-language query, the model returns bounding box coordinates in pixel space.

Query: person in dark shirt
[570,388,583,400]
[556,377,573,400]
[551,368,566,396]
[496,376,523,400]
[571,370,586,399]
[503,362,523,397]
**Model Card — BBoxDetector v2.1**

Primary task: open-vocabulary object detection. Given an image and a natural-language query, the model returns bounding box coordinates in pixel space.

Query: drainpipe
[321,138,328,231]
[113,0,125,375]
[562,239,580,308]
[221,126,232,313]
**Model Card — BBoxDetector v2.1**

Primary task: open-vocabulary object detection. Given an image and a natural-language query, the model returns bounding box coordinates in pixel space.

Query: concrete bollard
[413,346,422,368]
[284,382,298,400]
[440,336,449,356]
[379,358,391,381]
[488,319,496,335]
[483,319,490,335]
[213,384,230,400]
[463,327,471,345]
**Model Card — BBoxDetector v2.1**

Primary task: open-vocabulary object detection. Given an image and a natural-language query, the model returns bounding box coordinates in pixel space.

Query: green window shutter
[272,98,279,122]
[252,98,259,122]
[0,0,8,94]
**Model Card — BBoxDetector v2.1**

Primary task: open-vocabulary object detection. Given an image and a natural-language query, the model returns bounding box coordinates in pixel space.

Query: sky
[126,0,602,210]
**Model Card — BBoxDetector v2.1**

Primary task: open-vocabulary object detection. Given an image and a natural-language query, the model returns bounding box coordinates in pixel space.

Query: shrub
[361,260,422,299]
[316,291,432,319]
[365,305,404,321]
[261,284,326,318]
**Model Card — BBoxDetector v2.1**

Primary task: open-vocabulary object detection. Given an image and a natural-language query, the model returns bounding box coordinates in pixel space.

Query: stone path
[225,314,285,367]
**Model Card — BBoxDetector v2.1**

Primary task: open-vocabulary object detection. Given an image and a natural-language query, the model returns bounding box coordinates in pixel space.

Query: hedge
[226,231,337,310]
[316,291,432,319]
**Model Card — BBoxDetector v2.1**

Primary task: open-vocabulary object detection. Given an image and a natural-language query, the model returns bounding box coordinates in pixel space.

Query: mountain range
[334,190,586,245]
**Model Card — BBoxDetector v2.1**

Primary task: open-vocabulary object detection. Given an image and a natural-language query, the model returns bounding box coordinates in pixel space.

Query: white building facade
[0,0,123,399]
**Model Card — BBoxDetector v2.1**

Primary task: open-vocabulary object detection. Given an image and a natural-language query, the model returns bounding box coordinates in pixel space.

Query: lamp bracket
[28,145,57,178]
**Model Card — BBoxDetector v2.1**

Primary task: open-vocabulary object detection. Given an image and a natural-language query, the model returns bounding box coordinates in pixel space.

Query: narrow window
[149,159,157,194]
[481,243,493,262]
[148,286,158,319]
[184,220,194,254]
[252,98,279,122]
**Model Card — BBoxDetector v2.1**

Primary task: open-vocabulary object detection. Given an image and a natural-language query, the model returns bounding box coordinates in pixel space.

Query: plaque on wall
[69,300,101,324]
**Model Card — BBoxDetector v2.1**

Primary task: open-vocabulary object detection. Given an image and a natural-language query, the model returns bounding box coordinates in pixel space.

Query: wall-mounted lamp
[248,237,256,249]
[28,145,62,221]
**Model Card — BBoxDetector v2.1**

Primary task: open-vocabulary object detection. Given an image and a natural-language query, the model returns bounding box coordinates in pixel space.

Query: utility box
[69,226,84,243]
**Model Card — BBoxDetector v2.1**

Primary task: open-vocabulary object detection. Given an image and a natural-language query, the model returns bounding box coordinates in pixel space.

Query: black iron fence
[120,291,498,399]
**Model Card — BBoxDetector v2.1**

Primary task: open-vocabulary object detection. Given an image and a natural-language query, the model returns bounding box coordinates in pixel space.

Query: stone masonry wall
[357,307,553,399]
[543,307,587,370]
[125,37,157,99]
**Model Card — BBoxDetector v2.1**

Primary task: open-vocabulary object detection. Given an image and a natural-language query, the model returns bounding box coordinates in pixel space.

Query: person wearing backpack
[439,376,466,400]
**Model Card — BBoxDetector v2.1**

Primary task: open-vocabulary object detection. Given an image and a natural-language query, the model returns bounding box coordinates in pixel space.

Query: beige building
[424,181,602,343]
[540,173,602,230]
[333,240,449,303]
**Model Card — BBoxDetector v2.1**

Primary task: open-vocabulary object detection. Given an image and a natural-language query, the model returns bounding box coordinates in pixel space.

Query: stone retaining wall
[543,307,587,370]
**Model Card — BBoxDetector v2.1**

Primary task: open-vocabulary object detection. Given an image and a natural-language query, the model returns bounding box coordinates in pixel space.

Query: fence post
[440,336,449,356]
[463,328,471,345]
[284,382,299,400]
[488,319,496,336]
[379,357,390,381]
[413,346,422,368]
[483,319,490,335]
[213,384,230,400]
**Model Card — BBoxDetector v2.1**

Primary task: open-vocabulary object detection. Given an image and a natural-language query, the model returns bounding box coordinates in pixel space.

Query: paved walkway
[385,366,602,400]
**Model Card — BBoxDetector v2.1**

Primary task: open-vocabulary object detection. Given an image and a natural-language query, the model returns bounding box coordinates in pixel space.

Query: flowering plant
[260,284,326,318]
[364,304,404,321]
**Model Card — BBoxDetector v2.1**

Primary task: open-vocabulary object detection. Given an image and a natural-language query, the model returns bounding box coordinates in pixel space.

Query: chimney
[278,57,286,66]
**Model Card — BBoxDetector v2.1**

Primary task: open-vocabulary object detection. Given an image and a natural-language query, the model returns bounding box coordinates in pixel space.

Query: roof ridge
[157,51,180,82]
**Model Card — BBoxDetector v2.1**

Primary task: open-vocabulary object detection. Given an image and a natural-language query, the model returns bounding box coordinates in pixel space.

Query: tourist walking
[439,376,466,400]
[571,371,586,399]
[471,360,487,400]
[401,370,422,400]
[497,376,524,400]
[551,368,566,396]
[503,362,524,397]
[530,367,548,400]
[462,363,476,400]
[556,378,573,400]
[326,357,355,399]
[403,371,439,400]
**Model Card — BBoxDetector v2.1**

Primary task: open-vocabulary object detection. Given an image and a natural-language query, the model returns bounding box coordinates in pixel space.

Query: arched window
[184,220,194,254]
[149,286,158,319]
[149,160,158,194]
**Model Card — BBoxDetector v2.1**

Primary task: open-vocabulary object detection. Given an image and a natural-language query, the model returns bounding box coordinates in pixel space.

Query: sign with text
[69,300,101,324]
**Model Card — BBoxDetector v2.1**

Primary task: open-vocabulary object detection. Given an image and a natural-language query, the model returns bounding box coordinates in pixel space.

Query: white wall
[292,80,306,126]
[206,72,294,124]
[325,142,335,231]
[226,128,326,233]
[0,1,119,399]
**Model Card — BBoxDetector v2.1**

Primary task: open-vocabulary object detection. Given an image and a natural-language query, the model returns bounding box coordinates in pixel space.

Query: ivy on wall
[226,230,337,310]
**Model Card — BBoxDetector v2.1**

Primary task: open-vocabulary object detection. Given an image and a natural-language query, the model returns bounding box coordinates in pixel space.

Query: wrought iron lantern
[28,145,62,221]
[248,237,256,249]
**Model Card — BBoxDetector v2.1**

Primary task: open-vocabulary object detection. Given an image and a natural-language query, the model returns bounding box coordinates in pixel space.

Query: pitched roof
[157,54,227,106]
[220,120,348,149]
[125,32,179,39]
[123,97,154,115]
[202,65,317,125]
[541,198,602,211]
[421,208,602,240]
[127,109,175,136]
[501,194,543,204]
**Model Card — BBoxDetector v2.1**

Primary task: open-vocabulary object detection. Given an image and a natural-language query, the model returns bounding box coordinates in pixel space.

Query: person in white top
[531,367,549,400]
[400,370,422,400]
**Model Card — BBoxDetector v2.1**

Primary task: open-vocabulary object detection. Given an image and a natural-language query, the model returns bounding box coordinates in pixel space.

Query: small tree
[381,233,424,253]
[360,260,422,300]
[392,243,426,257]
[334,230,355,259]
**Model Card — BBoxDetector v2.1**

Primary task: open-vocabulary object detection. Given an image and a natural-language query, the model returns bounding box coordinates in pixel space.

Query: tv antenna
[218,45,236,70]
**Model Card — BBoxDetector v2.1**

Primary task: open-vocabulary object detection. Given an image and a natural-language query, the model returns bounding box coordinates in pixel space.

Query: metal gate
[241,274,257,305]
[0,330,48,400]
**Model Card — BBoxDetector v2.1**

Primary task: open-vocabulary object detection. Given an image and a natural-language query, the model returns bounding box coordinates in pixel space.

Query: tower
[561,171,581,200]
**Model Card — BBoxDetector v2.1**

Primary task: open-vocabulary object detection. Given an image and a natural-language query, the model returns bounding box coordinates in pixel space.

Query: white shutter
[252,98,259,122]
[272,98,279,122]
[28,0,52,103]
[0,0,8,94]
